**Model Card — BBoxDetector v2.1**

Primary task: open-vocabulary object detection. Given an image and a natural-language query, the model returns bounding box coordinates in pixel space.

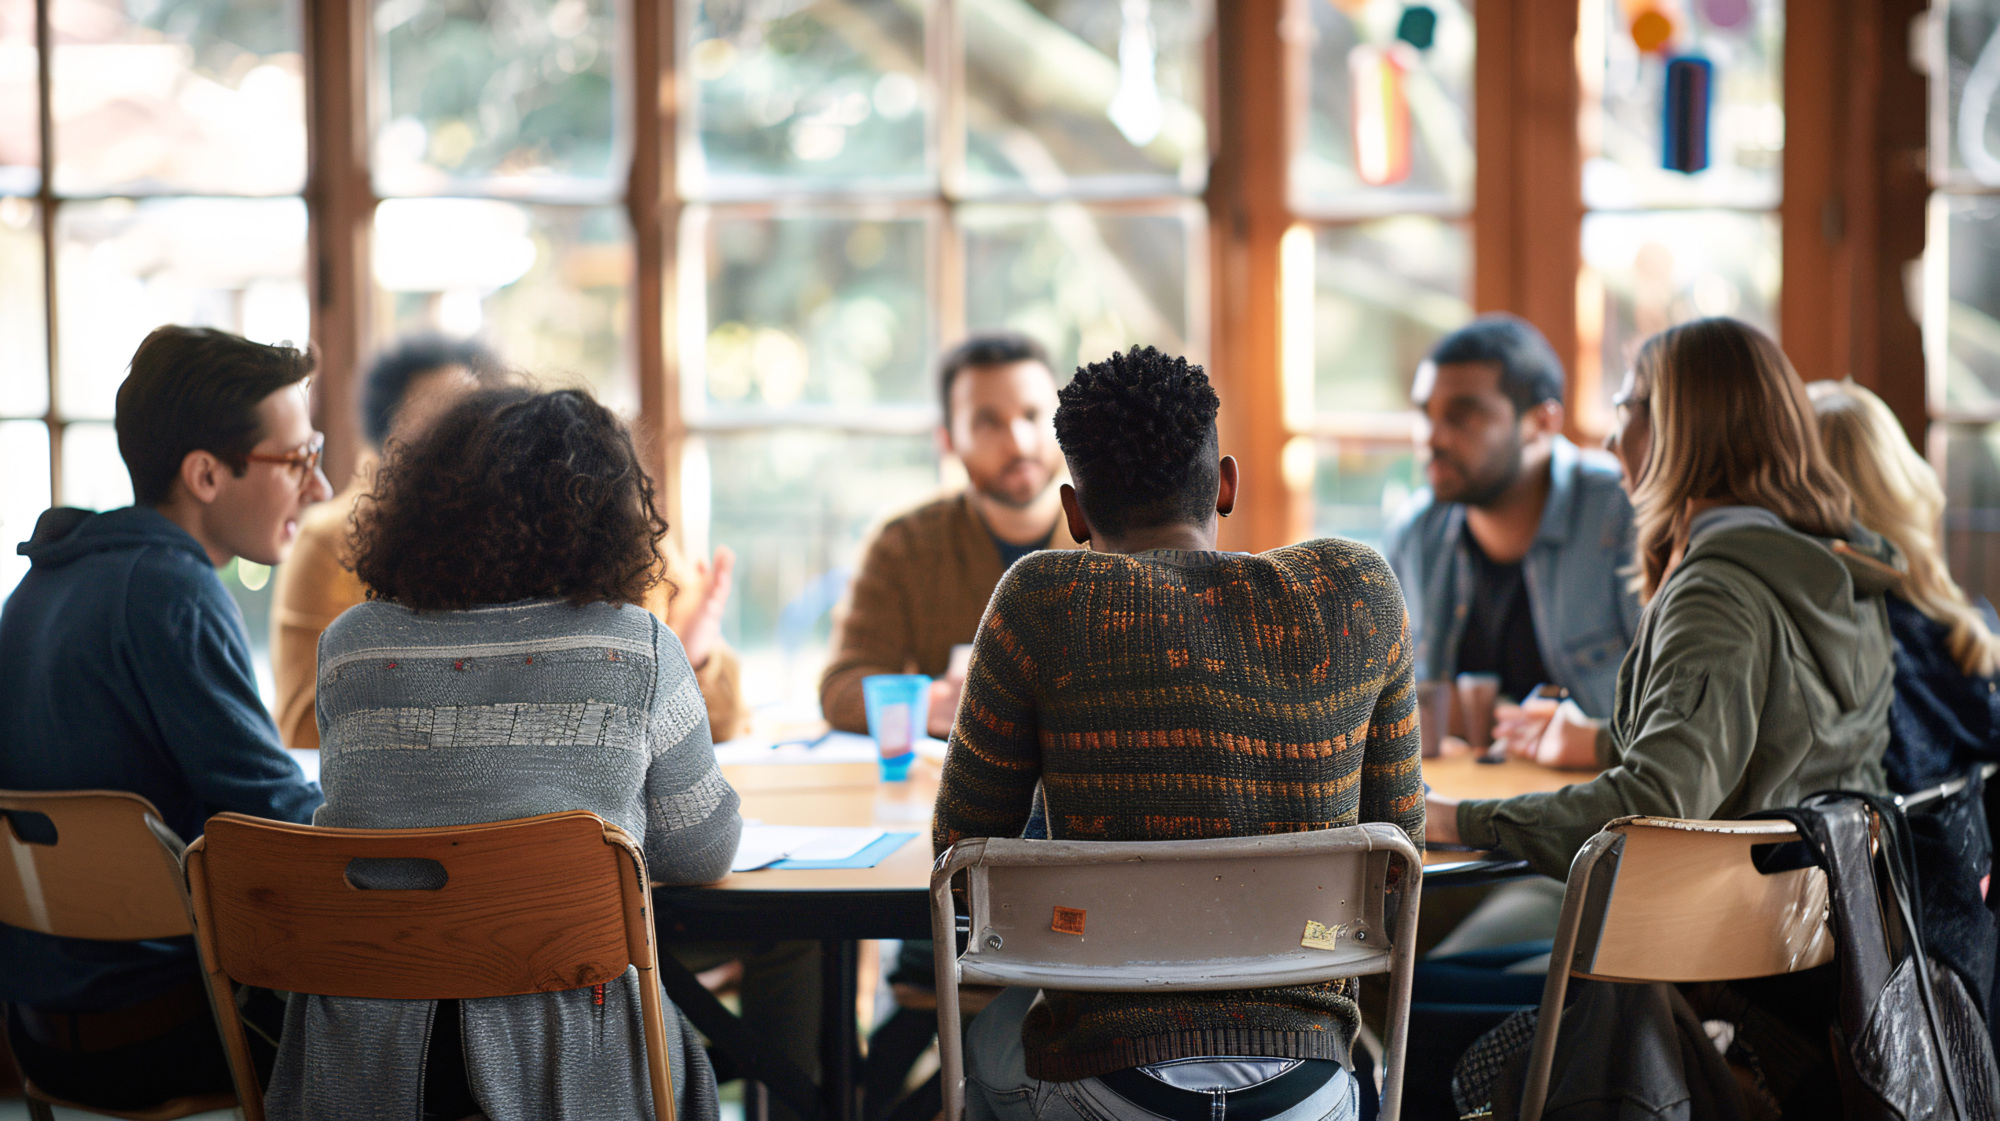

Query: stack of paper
[729,824,887,872]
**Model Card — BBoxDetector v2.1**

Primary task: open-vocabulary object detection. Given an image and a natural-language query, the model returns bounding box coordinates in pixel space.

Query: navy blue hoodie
[0,505,322,1012]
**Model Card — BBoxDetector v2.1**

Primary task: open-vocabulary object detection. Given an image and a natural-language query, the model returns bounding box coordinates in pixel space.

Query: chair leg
[26,1098,55,1121]
[1518,835,1620,1121]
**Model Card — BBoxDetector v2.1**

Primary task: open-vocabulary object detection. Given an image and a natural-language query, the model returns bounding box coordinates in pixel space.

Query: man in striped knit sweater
[933,346,1426,1121]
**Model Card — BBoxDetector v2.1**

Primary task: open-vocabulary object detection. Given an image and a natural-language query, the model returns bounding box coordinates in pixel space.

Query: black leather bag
[1755,792,2000,1121]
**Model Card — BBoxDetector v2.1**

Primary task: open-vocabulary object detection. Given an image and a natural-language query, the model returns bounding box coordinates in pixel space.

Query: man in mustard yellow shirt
[271,336,748,748]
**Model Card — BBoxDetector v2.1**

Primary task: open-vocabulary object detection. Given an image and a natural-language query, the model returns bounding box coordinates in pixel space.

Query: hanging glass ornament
[1350,43,1413,186]
[1699,0,1751,30]
[1107,0,1163,147]
[1396,5,1438,50]
[1662,55,1713,172]
[1631,7,1676,53]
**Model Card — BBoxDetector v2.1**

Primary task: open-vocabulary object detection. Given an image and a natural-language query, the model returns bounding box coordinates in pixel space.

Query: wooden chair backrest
[1574,816,1833,983]
[185,810,643,999]
[1521,815,1840,1121]
[0,789,188,941]
[183,810,677,1121]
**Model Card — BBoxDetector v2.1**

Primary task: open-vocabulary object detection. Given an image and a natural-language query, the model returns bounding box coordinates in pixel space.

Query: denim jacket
[1384,436,1640,718]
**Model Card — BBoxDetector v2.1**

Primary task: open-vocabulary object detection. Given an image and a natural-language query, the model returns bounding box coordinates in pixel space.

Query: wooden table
[653,751,1598,1121]
[1418,751,1596,884]
[1422,751,1588,801]
[653,761,942,1121]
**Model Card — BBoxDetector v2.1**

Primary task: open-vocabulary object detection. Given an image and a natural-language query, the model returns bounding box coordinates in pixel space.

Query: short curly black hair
[1053,346,1221,537]
[351,388,669,611]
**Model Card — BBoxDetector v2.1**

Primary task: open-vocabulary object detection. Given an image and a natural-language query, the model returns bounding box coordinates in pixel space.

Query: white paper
[711,731,947,766]
[729,824,886,872]
[712,731,882,766]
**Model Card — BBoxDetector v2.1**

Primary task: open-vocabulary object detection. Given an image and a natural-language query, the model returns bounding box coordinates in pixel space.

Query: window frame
[0,0,1927,573]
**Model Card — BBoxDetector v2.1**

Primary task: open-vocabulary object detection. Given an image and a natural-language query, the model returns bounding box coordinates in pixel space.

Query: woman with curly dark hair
[265,388,741,1121]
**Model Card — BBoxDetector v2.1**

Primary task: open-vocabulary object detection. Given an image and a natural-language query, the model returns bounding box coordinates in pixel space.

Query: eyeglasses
[246,434,325,487]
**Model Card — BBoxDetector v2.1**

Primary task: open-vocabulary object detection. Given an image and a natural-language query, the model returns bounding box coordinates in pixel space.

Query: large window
[1928,0,2000,597]
[1,0,310,674]
[1289,0,1473,547]
[369,0,636,413]
[3,0,1922,718]
[1575,0,1784,430]
[677,0,1210,708]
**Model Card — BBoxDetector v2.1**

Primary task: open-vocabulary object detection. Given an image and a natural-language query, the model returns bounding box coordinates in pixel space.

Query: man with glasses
[0,325,324,1111]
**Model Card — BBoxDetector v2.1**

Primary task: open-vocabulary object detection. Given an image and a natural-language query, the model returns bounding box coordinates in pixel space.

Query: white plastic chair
[930,824,1424,1121]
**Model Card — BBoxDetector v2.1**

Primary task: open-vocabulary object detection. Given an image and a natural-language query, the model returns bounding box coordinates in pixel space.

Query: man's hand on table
[1425,794,1462,846]
[1493,698,1602,769]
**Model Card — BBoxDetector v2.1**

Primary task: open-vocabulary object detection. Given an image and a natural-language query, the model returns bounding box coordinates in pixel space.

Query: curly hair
[1053,345,1221,536]
[351,388,669,611]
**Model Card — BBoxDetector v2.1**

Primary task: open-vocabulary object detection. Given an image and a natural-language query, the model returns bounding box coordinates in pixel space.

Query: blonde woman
[1812,380,2000,792]
[1425,318,1897,876]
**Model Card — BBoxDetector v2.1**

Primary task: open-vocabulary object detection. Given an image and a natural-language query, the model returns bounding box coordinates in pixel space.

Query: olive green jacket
[1458,507,1897,879]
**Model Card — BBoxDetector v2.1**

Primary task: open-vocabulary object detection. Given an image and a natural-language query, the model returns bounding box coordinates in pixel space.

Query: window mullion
[35,0,57,508]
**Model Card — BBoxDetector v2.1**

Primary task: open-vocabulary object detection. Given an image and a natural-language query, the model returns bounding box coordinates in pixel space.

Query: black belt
[1097,1058,1346,1121]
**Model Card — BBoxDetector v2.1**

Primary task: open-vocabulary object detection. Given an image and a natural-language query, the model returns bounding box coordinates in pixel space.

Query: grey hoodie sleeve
[1458,571,1772,878]
[639,619,742,885]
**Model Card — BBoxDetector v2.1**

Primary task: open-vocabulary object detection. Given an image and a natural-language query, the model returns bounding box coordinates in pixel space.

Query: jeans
[964,987,1360,1121]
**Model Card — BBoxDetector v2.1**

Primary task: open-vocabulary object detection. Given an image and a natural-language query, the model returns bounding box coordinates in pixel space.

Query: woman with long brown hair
[1425,317,1897,875]
[1812,379,2000,791]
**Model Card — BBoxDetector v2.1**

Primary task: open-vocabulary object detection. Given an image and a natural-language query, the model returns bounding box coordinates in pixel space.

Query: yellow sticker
[1051,906,1087,935]
[1301,920,1345,951]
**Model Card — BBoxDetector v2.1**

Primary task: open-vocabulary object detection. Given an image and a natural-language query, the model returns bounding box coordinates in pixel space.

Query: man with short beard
[821,332,1079,736]
[1385,315,1638,723]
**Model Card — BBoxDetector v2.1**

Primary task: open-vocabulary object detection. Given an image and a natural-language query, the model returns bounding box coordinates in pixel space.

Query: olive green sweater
[1458,508,1896,879]
[933,539,1425,1081]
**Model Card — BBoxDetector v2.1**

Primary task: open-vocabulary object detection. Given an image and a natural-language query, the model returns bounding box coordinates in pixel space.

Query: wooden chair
[0,789,235,1121]
[181,809,679,1121]
[1518,816,1836,1121]
[930,824,1424,1121]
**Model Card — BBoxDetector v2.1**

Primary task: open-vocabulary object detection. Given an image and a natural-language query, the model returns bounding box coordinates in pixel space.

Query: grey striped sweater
[265,598,742,1121]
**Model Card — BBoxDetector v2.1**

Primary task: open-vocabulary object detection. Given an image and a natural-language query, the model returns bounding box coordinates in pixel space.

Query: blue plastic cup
[862,674,931,782]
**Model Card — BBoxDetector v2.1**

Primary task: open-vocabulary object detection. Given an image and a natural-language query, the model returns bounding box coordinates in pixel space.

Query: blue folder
[771,831,918,870]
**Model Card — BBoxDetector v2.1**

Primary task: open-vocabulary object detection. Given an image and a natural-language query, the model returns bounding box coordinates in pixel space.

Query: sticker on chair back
[1301,920,1346,950]
[1051,906,1087,935]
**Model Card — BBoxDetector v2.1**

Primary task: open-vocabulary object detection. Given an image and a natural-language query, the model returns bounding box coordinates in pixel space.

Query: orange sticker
[1051,906,1087,935]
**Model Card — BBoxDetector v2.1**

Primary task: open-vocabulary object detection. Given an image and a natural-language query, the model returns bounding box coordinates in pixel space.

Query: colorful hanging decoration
[1662,55,1713,172]
[1699,0,1751,30]
[1350,44,1413,186]
[1631,7,1676,53]
[1107,0,1162,146]
[1396,5,1438,50]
